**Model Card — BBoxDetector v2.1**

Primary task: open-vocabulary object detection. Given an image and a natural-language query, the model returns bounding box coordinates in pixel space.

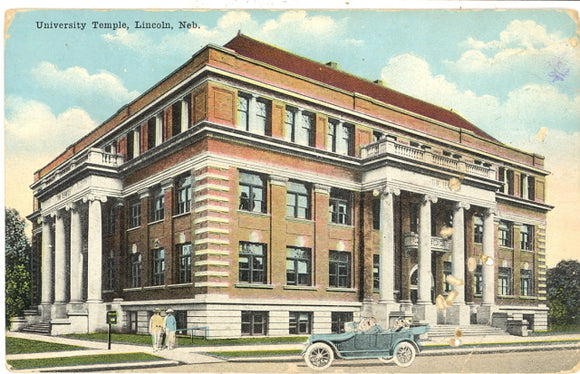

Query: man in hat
[164,309,177,350]
[148,308,164,351]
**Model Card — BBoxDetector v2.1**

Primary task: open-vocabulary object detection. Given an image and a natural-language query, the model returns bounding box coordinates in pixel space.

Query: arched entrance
[409,265,434,304]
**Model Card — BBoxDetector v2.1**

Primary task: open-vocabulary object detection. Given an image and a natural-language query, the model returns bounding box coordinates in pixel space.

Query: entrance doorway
[409,265,434,304]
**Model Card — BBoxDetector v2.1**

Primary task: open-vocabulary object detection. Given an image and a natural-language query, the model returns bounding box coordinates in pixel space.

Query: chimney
[374,79,385,86]
[326,61,340,69]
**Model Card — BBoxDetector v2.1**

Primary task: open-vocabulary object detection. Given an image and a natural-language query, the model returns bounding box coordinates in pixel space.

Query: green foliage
[547,260,580,326]
[5,208,32,325]
[7,352,163,370]
[6,337,85,354]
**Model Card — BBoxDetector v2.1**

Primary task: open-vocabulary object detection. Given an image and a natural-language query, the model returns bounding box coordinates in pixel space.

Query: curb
[10,359,182,373]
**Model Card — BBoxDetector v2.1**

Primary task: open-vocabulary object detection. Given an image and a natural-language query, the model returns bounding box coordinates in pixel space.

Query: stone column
[85,194,108,332]
[53,210,67,319]
[68,203,83,305]
[41,216,53,320]
[448,201,470,325]
[415,194,437,324]
[375,186,401,328]
[478,207,497,323]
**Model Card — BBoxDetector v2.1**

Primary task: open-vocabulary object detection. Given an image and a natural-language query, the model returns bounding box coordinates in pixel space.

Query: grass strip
[207,349,303,358]
[65,333,307,346]
[7,352,163,370]
[6,337,86,354]
[423,338,580,349]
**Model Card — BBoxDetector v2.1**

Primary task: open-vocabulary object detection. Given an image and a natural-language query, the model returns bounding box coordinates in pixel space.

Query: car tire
[393,341,416,368]
[304,342,334,370]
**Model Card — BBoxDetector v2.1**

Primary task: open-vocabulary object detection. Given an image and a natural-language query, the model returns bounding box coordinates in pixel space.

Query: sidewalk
[6,331,580,371]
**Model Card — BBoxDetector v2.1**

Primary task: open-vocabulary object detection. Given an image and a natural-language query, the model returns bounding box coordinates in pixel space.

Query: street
[115,347,580,373]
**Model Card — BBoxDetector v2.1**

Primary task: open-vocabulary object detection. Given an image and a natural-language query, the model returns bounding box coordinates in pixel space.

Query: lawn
[7,352,163,370]
[532,324,580,334]
[207,349,302,358]
[64,332,307,346]
[5,337,86,354]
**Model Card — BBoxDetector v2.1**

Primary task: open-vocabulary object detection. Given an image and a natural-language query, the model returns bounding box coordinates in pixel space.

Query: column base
[477,304,494,324]
[40,302,52,321]
[446,304,471,325]
[67,301,87,313]
[375,301,400,329]
[52,302,68,319]
[413,303,437,325]
[87,301,108,333]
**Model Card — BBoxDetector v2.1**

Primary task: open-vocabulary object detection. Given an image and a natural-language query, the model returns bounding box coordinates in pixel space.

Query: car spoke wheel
[393,341,416,368]
[304,342,334,370]
[378,356,394,363]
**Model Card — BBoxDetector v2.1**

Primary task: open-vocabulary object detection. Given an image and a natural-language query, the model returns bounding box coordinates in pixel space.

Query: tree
[546,260,580,326]
[5,208,32,325]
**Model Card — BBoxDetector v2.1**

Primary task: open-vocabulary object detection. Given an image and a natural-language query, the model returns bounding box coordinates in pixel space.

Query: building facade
[27,34,552,337]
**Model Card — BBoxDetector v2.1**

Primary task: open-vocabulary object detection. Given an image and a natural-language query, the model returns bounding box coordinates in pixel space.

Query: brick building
[26,34,552,337]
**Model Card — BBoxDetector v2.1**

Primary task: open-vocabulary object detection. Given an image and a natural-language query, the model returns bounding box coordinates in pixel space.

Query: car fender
[305,339,344,359]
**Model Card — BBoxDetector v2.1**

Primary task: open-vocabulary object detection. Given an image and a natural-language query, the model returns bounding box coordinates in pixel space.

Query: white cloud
[31,61,140,103]
[102,28,151,52]
[451,19,579,79]
[5,96,97,156]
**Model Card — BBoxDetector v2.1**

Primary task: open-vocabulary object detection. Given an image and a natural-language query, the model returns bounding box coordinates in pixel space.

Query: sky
[3,4,580,268]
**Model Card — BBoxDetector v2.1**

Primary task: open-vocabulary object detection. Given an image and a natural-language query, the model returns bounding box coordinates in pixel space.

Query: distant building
[26,34,552,336]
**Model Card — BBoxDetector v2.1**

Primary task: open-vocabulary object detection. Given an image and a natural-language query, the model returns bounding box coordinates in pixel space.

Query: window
[130,253,142,288]
[474,265,483,295]
[329,188,351,225]
[289,312,312,335]
[296,111,314,146]
[327,120,337,152]
[287,181,311,219]
[150,187,165,222]
[372,198,381,230]
[239,242,266,284]
[106,251,115,291]
[129,199,141,228]
[499,221,512,247]
[410,203,419,233]
[152,248,165,286]
[286,247,311,286]
[498,267,512,296]
[474,215,483,244]
[172,97,190,136]
[329,251,351,288]
[238,94,249,130]
[337,123,354,156]
[126,128,140,160]
[528,176,535,200]
[443,261,452,293]
[373,131,384,142]
[520,269,533,296]
[241,311,268,336]
[373,254,380,291]
[147,116,162,150]
[507,169,515,195]
[175,174,192,215]
[331,312,353,334]
[520,224,534,251]
[107,205,116,236]
[254,99,269,135]
[285,107,296,141]
[178,243,192,284]
[128,311,138,333]
[239,171,266,213]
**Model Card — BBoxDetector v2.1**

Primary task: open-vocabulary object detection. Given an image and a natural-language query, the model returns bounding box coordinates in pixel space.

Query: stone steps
[22,323,51,335]
[428,324,507,337]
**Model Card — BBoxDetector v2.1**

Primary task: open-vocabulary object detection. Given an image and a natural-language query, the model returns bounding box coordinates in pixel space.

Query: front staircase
[21,323,51,335]
[427,324,507,338]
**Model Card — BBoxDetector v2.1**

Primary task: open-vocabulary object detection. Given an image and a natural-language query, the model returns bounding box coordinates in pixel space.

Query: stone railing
[361,137,495,179]
[403,231,451,253]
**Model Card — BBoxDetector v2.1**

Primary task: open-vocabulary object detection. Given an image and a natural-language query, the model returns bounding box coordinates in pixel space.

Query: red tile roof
[224,34,497,142]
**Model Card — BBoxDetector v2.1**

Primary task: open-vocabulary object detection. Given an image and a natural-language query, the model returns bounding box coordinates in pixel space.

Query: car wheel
[393,341,416,368]
[304,342,334,370]
[378,356,394,363]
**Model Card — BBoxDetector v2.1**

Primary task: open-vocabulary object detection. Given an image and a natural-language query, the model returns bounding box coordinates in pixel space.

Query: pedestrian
[148,308,164,351]
[164,309,177,350]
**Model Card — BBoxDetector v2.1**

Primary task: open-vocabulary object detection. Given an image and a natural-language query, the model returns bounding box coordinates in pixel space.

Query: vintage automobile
[302,317,429,370]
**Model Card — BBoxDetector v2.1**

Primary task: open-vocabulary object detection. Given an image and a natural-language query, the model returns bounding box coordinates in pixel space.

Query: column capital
[485,206,499,218]
[314,183,331,195]
[138,188,150,199]
[373,185,401,197]
[423,194,438,204]
[161,178,174,190]
[82,193,107,204]
[455,201,471,211]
